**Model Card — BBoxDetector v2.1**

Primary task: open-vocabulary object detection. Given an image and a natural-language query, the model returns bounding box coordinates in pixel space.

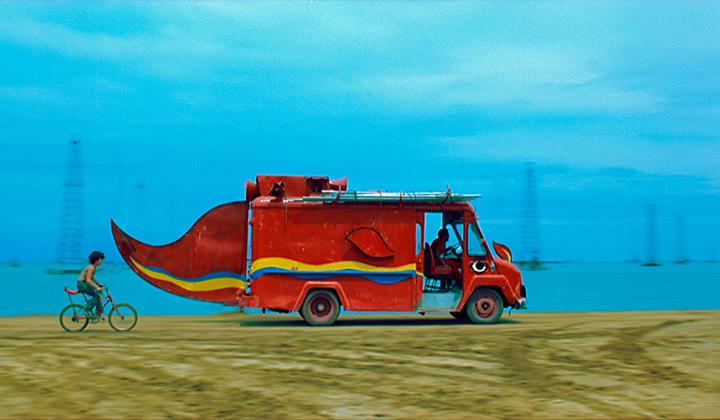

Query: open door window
[467,222,488,257]
[440,211,464,259]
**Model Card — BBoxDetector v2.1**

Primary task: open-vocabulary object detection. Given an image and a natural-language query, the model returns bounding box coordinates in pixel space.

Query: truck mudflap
[111,202,249,304]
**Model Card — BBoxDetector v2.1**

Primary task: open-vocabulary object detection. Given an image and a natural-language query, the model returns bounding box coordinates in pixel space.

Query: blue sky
[1,1,719,263]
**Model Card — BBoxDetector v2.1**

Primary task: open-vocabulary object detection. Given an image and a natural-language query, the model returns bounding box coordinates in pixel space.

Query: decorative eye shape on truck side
[470,261,487,273]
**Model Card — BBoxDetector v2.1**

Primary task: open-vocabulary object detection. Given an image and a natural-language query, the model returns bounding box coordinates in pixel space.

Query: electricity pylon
[57,137,84,265]
[521,162,542,270]
[643,202,660,266]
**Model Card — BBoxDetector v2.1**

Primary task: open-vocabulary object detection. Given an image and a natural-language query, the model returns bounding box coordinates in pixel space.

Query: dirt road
[1,311,718,419]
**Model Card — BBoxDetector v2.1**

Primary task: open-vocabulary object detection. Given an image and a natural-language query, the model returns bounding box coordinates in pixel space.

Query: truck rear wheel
[466,288,503,324]
[301,290,340,326]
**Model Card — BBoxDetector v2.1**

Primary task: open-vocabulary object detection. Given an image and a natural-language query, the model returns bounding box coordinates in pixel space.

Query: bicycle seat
[63,287,82,295]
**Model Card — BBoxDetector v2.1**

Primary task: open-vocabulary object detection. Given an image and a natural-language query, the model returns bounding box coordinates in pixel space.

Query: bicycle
[59,286,138,332]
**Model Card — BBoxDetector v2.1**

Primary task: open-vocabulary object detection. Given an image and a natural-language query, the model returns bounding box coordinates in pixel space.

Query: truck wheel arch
[292,282,349,312]
[457,284,509,313]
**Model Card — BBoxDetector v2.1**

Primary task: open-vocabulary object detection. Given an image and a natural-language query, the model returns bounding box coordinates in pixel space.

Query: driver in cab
[431,228,462,285]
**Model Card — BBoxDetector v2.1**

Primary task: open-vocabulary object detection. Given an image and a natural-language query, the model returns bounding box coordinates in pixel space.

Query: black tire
[300,290,340,326]
[450,311,469,321]
[109,303,138,332]
[60,304,89,332]
[465,288,504,324]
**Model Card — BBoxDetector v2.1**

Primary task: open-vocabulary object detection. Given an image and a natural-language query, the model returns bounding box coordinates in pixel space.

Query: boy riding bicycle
[78,251,105,321]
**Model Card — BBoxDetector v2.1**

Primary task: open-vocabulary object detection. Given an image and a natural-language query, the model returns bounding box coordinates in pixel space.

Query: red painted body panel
[249,275,417,312]
[247,199,420,312]
[250,200,416,266]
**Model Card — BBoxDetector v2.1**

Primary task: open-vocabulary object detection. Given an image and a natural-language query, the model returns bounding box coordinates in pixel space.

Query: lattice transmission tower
[57,137,84,265]
[675,216,687,264]
[643,202,659,266]
[521,162,542,269]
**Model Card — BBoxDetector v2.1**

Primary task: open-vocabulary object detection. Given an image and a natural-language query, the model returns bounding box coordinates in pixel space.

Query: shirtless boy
[78,251,105,319]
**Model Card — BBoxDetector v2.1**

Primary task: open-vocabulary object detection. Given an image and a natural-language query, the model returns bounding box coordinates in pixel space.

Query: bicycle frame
[63,288,117,316]
[60,286,138,332]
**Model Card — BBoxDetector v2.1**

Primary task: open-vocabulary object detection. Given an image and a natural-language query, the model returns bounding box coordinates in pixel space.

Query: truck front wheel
[466,288,503,324]
[301,290,340,326]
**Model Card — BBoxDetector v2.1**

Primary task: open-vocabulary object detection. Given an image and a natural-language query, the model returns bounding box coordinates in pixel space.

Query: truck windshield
[467,223,487,257]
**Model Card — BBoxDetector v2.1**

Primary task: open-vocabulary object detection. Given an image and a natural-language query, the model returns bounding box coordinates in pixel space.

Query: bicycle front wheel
[109,303,138,332]
[60,304,89,332]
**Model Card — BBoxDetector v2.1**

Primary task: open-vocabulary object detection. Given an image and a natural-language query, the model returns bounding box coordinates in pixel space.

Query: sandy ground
[0,310,718,419]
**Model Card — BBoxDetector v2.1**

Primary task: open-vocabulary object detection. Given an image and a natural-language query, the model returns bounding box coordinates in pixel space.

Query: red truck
[112,175,527,326]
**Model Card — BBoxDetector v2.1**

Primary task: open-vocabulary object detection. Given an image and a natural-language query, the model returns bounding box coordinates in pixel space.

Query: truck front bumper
[514,297,527,310]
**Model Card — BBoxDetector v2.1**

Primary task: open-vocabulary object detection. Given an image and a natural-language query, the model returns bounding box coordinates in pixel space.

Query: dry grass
[1,310,718,419]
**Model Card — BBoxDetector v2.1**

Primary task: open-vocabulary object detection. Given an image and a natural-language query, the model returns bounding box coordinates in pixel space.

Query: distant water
[522,262,720,312]
[1,262,240,317]
[1,262,718,316]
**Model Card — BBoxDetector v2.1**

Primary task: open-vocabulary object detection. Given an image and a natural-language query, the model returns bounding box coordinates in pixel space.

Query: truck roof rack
[297,190,480,204]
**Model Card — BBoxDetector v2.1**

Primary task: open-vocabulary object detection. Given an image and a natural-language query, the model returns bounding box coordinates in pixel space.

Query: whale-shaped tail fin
[111,201,249,303]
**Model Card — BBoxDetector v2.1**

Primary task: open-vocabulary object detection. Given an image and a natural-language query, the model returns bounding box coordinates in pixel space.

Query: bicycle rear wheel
[60,304,89,332]
[109,303,138,332]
